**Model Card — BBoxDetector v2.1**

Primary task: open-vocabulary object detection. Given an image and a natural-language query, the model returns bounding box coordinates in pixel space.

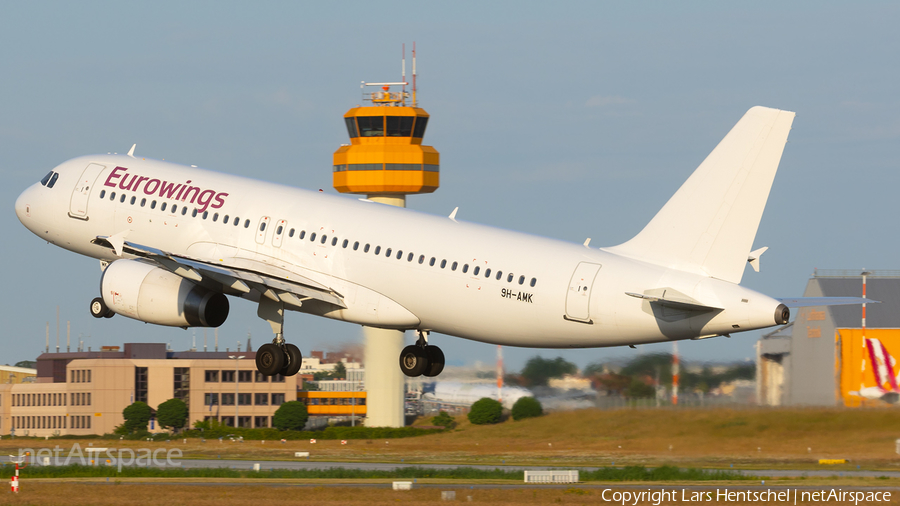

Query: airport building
[0,365,37,385]
[757,270,900,407]
[0,343,298,437]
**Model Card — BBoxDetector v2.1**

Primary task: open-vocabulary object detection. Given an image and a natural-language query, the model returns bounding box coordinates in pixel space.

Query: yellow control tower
[332,48,438,208]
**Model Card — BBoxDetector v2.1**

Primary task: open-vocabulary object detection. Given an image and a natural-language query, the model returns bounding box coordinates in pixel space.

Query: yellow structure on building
[0,365,36,385]
[297,391,367,417]
[332,79,439,204]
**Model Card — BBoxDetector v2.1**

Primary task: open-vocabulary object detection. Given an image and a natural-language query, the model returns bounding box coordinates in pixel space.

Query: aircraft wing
[92,236,346,309]
[777,297,879,308]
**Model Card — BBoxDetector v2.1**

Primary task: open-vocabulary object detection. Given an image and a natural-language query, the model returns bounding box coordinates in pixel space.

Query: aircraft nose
[15,184,39,225]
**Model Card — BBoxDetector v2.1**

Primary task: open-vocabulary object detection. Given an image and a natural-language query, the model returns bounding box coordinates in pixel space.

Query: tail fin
[867,338,900,392]
[608,106,795,284]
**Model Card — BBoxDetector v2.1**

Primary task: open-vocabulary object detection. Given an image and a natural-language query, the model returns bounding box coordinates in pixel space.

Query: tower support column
[363,326,405,427]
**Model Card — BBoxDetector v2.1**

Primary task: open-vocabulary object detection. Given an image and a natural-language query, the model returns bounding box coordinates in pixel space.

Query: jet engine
[100,259,229,327]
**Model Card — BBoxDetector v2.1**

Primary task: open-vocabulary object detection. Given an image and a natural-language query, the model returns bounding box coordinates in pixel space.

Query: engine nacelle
[101,259,229,327]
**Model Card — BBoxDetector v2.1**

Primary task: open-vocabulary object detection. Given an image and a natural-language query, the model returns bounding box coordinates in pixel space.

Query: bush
[467,398,503,425]
[273,401,309,431]
[121,402,151,434]
[157,398,188,432]
[511,396,543,421]
[431,411,456,429]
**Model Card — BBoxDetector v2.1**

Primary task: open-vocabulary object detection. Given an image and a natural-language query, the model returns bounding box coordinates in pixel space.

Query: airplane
[15,106,872,379]
[850,337,900,404]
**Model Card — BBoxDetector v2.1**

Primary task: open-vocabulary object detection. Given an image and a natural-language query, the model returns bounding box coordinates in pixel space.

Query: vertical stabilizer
[608,106,795,284]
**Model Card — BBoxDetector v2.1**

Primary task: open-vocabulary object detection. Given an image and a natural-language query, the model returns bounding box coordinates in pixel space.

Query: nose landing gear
[399,331,445,377]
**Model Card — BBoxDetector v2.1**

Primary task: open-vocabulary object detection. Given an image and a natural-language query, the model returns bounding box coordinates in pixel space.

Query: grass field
[2,407,899,470]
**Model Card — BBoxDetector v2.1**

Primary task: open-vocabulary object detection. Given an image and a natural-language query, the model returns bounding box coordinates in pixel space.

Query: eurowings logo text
[104,166,229,213]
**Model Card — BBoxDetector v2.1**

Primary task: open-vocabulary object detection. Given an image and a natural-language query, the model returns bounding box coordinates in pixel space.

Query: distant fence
[593,396,756,410]
[524,470,579,484]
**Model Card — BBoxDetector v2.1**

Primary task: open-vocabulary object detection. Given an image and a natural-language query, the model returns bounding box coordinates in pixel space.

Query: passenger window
[299,231,306,239]
[418,255,425,264]
[463,264,469,273]
[440,260,447,268]
[473,266,480,275]
[496,271,502,280]
[342,239,348,248]
[374,246,381,255]
[276,225,283,235]
[192,209,198,217]
[531,278,537,287]
[385,248,392,257]
[353,241,359,250]
[110,192,116,201]
[244,219,249,228]
[223,214,229,223]
[234,217,240,226]
[40,171,53,186]
[48,173,59,188]
[260,222,267,232]
[213,213,218,222]
[310,232,316,241]
[100,190,106,199]
[182,207,188,216]
[407,253,414,262]
[120,194,126,203]
[485,268,491,278]
[151,201,157,210]
[451,261,458,271]
[161,202,167,211]
[130,196,136,205]
[507,273,513,283]
[396,250,402,260]
[203,211,208,219]
[289,229,295,237]
[364,244,370,253]
[172,205,178,214]
[332,237,338,246]
[141,198,146,207]
[519,276,525,285]
[321,235,328,244]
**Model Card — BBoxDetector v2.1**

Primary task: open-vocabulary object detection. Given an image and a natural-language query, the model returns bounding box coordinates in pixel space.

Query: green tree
[273,401,309,431]
[520,356,577,387]
[511,397,543,421]
[157,398,188,432]
[14,360,35,369]
[122,401,152,433]
[333,361,347,379]
[624,378,656,399]
[621,353,673,386]
[467,398,503,425]
[431,411,456,429]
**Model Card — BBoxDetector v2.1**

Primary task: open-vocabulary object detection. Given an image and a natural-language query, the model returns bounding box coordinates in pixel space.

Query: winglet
[583,238,591,248]
[449,207,459,222]
[748,247,768,272]
[127,144,136,158]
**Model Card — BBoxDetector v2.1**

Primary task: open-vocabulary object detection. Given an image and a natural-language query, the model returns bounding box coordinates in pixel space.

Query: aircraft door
[272,219,287,247]
[565,262,602,323]
[255,216,271,245]
[68,163,106,219]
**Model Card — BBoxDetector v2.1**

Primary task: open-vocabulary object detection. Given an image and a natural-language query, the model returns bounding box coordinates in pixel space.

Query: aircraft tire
[256,343,285,376]
[90,297,110,318]
[281,343,303,376]
[423,345,445,377]
[399,345,428,377]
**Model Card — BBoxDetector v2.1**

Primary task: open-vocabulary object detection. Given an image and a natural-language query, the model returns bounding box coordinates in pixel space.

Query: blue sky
[2,2,898,371]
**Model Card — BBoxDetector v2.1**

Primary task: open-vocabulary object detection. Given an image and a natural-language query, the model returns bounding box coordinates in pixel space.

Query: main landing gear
[89,297,114,318]
[399,331,445,377]
[255,298,303,377]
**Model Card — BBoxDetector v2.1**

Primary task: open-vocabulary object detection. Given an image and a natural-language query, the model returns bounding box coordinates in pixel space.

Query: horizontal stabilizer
[625,291,722,312]
[777,297,879,308]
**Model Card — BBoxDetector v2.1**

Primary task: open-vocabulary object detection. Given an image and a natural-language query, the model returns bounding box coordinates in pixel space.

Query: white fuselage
[15,154,784,348]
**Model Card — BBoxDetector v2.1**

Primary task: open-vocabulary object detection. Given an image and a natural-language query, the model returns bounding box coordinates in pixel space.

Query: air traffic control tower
[332,48,439,427]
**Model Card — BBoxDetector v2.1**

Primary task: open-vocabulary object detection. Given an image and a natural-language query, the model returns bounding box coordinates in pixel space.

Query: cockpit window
[40,171,53,186]
[47,173,59,188]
